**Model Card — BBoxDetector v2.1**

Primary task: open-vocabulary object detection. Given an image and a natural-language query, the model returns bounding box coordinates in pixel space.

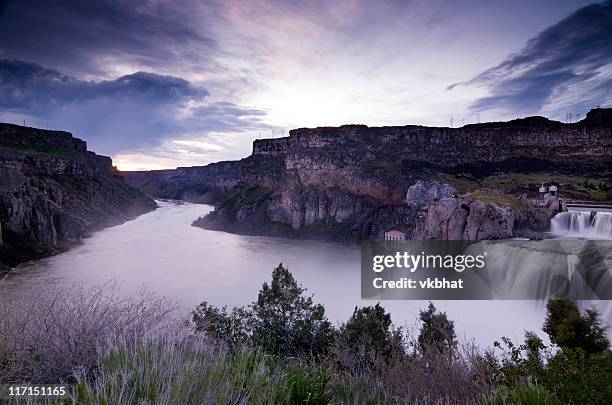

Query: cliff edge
[0,124,156,268]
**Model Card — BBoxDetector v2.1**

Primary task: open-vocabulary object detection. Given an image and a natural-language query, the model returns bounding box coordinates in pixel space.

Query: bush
[543,297,609,354]
[377,339,493,403]
[418,302,457,354]
[330,303,493,404]
[192,302,251,347]
[338,304,402,358]
[193,264,335,357]
[251,264,335,357]
[493,332,546,386]
[493,298,612,404]
[544,349,612,405]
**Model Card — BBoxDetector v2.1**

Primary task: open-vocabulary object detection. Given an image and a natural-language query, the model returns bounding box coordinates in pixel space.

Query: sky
[0,0,610,170]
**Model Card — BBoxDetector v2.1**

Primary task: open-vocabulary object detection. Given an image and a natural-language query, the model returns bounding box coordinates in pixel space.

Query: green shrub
[338,304,401,358]
[493,298,611,405]
[193,264,335,357]
[493,332,546,387]
[251,264,335,357]
[544,349,612,405]
[192,302,252,347]
[543,297,609,354]
[418,302,457,353]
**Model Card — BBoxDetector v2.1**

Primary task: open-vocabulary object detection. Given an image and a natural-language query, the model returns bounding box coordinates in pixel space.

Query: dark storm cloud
[0,59,266,154]
[0,0,220,77]
[0,59,209,114]
[466,1,612,114]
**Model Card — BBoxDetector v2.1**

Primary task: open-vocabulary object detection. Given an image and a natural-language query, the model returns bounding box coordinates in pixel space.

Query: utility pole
[450,116,454,128]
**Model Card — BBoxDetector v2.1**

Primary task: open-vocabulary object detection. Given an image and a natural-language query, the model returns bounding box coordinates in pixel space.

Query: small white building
[539,183,547,199]
[385,230,407,241]
[549,185,558,197]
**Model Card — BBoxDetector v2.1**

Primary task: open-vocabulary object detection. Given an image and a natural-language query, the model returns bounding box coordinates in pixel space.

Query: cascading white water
[480,240,612,301]
[551,211,612,239]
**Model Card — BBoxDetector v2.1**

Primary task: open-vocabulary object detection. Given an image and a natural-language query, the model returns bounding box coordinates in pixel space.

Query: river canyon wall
[125,108,612,243]
[0,124,156,267]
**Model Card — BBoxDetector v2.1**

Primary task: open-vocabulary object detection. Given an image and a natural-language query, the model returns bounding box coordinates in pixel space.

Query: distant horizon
[2,105,608,172]
[1,0,610,170]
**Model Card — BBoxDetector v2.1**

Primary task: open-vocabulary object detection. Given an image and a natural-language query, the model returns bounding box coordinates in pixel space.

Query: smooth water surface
[2,200,608,347]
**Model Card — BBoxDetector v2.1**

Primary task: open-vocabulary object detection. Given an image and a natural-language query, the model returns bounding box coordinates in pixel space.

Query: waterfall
[551,211,612,239]
[475,239,612,302]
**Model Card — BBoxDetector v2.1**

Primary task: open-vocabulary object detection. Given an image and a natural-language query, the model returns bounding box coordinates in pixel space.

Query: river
[1,200,609,347]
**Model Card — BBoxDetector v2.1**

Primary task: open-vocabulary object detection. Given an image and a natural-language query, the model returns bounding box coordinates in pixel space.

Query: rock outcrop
[412,198,516,240]
[0,124,156,266]
[406,180,456,207]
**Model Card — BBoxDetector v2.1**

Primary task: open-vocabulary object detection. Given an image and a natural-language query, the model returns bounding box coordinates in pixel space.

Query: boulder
[405,180,456,207]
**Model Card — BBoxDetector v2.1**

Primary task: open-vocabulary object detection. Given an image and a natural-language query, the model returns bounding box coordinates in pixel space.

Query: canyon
[125,108,611,243]
[0,124,155,268]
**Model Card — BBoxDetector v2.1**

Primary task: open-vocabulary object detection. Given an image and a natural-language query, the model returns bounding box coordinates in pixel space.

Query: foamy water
[551,211,612,239]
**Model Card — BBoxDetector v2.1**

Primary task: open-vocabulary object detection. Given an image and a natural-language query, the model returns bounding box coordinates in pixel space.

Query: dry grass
[0,282,175,383]
[464,189,524,211]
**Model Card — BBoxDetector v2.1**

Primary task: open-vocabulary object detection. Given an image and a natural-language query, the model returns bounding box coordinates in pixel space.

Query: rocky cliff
[0,124,156,267]
[128,108,612,242]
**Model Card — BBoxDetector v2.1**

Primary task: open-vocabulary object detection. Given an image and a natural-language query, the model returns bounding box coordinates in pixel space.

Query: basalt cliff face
[124,161,243,204]
[0,124,156,267]
[126,108,612,242]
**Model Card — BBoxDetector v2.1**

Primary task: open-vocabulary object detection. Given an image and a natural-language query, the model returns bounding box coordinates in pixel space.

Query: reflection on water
[1,200,609,347]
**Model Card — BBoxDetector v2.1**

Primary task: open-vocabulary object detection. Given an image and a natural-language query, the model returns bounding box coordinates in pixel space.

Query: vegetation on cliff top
[464,189,524,211]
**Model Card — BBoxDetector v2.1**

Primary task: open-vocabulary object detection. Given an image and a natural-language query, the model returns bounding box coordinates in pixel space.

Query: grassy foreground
[0,266,610,404]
